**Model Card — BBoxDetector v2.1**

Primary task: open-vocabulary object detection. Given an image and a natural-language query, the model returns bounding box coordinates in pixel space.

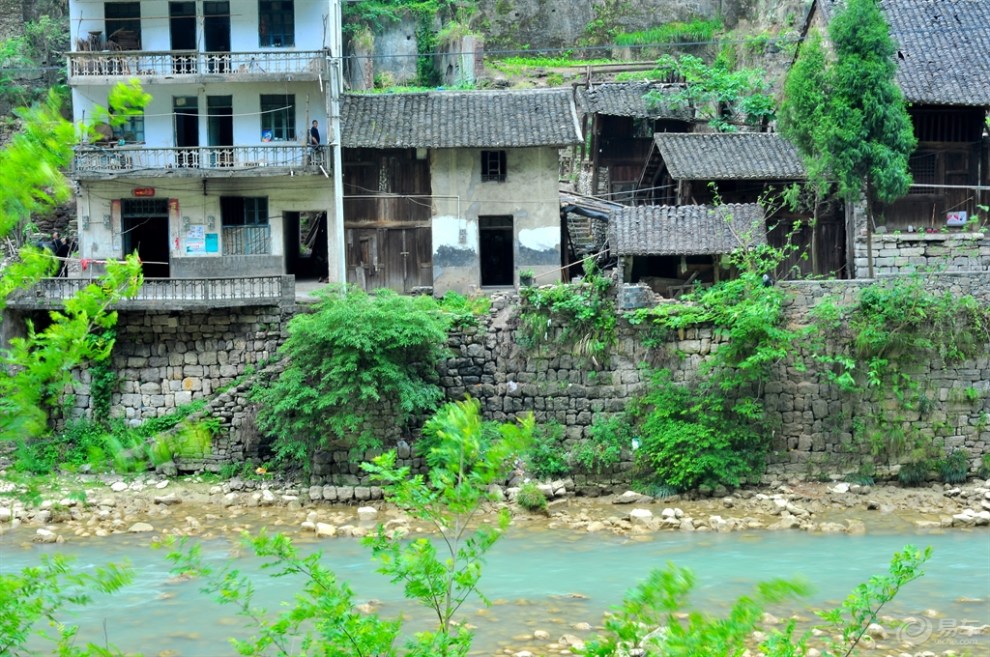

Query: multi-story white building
[67,0,342,289]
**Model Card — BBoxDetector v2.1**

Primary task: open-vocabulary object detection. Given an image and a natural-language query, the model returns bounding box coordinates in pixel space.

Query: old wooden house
[808,0,990,232]
[636,131,846,277]
[577,82,692,203]
[340,89,583,294]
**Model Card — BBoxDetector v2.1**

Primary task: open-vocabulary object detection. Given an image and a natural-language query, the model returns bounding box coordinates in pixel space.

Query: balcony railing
[73,144,327,176]
[6,276,295,310]
[68,50,326,79]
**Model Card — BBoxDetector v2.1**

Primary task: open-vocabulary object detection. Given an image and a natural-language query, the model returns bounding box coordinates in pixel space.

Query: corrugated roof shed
[578,83,692,120]
[341,89,583,149]
[610,204,767,256]
[654,132,806,181]
[815,0,990,106]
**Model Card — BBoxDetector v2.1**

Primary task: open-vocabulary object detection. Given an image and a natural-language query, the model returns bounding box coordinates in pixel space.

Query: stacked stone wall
[72,307,290,424]
[854,233,990,276]
[97,275,990,489]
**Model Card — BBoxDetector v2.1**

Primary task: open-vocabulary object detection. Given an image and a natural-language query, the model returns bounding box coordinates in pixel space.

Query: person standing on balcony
[309,120,322,165]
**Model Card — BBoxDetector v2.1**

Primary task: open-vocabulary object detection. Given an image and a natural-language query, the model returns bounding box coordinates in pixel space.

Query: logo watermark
[894,617,987,646]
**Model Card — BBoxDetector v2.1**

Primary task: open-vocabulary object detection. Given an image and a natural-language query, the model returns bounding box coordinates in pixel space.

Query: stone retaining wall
[72,307,289,424]
[98,275,990,488]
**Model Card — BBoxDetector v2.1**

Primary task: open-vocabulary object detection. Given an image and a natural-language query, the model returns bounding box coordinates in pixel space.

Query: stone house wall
[854,233,990,277]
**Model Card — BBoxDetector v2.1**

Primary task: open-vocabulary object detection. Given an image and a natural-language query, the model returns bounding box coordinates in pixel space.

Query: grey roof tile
[816,0,990,106]
[654,132,806,180]
[341,89,583,148]
[610,204,767,256]
[578,83,692,119]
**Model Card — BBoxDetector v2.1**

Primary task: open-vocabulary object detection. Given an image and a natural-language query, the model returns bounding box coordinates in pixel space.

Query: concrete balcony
[6,275,296,311]
[72,144,328,179]
[68,49,326,84]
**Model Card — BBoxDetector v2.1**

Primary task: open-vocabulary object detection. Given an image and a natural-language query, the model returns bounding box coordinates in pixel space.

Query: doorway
[204,2,231,72]
[121,199,170,278]
[283,211,328,278]
[479,215,513,286]
[169,2,196,73]
[173,96,199,167]
[207,95,233,167]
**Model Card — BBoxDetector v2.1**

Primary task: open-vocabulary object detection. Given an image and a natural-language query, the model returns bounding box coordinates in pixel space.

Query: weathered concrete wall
[0,0,25,42]
[75,176,333,274]
[430,147,563,294]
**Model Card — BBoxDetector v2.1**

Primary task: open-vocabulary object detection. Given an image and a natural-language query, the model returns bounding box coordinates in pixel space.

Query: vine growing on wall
[517,260,616,364]
[809,275,990,479]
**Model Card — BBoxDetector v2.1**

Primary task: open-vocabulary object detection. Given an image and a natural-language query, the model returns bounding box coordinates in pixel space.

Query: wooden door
[346,227,432,293]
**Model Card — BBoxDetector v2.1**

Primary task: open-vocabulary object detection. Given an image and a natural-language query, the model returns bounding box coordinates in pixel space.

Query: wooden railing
[68,49,326,78]
[73,144,327,175]
[6,276,295,310]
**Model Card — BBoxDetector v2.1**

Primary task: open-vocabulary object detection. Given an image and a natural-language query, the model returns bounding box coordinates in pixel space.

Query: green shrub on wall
[253,286,452,467]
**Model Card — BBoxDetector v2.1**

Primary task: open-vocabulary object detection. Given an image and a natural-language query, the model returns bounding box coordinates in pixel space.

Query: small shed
[609,203,766,295]
[637,131,845,277]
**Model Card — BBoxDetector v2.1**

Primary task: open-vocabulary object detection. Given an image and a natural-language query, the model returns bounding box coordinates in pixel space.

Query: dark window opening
[105,2,141,50]
[261,94,295,141]
[259,0,294,47]
[481,150,507,182]
[479,215,513,286]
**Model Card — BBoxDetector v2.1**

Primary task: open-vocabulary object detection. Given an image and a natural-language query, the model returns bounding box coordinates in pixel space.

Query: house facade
[577,82,692,202]
[66,0,341,285]
[341,90,583,294]
[807,0,990,276]
[636,131,846,278]
[609,203,767,296]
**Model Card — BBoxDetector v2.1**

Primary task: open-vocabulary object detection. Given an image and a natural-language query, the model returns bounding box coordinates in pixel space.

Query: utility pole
[327,0,346,285]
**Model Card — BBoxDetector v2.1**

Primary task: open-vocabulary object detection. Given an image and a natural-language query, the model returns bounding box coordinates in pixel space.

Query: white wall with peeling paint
[430,147,561,295]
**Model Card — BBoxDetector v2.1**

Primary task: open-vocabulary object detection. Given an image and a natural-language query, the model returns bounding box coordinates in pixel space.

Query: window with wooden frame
[481,150,507,182]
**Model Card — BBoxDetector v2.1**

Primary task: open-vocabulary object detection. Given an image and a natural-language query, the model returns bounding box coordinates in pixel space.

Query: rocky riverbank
[2,472,989,544]
[1,473,988,657]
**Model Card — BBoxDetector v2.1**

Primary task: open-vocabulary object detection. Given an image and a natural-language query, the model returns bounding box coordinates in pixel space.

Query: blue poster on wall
[205,233,219,253]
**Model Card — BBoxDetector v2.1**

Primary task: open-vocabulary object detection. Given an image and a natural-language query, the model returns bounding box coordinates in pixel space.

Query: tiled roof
[341,89,583,149]
[654,132,806,180]
[815,0,990,106]
[610,204,767,256]
[578,83,692,120]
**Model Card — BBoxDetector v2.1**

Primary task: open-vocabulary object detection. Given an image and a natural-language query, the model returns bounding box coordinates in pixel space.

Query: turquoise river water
[2,527,988,655]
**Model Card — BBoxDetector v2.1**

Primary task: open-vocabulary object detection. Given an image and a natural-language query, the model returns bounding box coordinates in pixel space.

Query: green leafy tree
[583,545,930,657]
[252,286,452,464]
[822,0,916,278]
[0,554,134,657]
[0,86,148,443]
[168,398,533,657]
[640,54,776,132]
[166,532,402,657]
[363,397,534,657]
[778,31,831,273]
